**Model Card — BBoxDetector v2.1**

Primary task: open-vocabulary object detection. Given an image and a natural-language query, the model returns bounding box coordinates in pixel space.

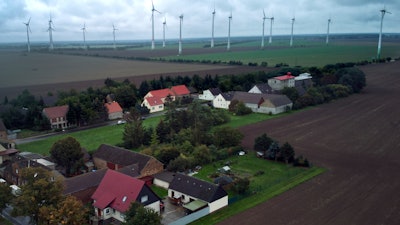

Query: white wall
[212,94,230,109]
[198,90,215,100]
[208,195,228,213]
[153,178,169,189]
[248,86,261,94]
[145,200,161,214]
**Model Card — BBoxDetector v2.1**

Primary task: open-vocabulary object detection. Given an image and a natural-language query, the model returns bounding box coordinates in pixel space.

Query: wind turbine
[112,24,118,50]
[290,17,295,47]
[377,7,391,59]
[162,18,167,48]
[151,0,161,50]
[261,10,266,49]
[23,17,32,52]
[268,16,274,44]
[211,7,216,48]
[178,14,183,55]
[227,11,232,51]
[47,15,55,51]
[81,23,87,50]
[326,18,331,45]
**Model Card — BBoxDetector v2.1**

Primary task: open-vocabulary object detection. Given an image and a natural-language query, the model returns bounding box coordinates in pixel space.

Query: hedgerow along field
[160,40,400,67]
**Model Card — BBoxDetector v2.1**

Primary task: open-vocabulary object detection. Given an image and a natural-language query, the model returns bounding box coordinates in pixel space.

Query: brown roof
[231,92,292,107]
[93,144,158,173]
[253,83,277,94]
[63,169,107,195]
[0,148,19,156]
[43,105,69,119]
[104,102,123,113]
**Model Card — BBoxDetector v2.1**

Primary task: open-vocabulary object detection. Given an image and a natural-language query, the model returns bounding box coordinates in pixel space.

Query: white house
[168,173,228,213]
[91,170,161,223]
[199,88,222,101]
[212,92,234,109]
[268,72,295,90]
[248,83,276,94]
[141,96,164,113]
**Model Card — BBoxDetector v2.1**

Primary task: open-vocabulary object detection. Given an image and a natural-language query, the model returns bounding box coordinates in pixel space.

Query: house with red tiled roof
[91,169,161,223]
[268,72,296,90]
[141,96,164,113]
[42,105,69,129]
[171,85,190,97]
[142,85,191,113]
[104,101,123,120]
[144,88,175,102]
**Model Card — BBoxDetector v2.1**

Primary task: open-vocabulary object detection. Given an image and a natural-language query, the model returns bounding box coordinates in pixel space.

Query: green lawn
[191,154,325,225]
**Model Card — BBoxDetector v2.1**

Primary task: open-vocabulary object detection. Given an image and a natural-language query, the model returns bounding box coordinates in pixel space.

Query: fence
[168,207,209,225]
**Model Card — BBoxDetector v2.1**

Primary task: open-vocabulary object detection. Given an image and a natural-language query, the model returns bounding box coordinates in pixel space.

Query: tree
[50,137,84,177]
[192,145,212,165]
[123,119,145,149]
[280,142,295,164]
[38,195,89,225]
[254,133,273,155]
[155,146,180,165]
[233,177,250,195]
[335,67,366,93]
[266,141,280,161]
[0,183,12,212]
[123,202,161,225]
[213,126,244,148]
[12,167,64,224]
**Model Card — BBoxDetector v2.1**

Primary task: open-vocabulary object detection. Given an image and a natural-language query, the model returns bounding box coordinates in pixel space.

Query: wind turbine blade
[28,17,31,24]
[263,10,266,18]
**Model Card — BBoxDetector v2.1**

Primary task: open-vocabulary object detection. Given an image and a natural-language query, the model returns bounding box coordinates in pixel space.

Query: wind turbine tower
[113,24,118,50]
[162,18,167,48]
[179,14,183,55]
[47,15,55,51]
[290,17,295,47]
[261,10,266,49]
[268,16,274,44]
[211,7,216,48]
[227,12,232,51]
[326,18,331,45]
[151,0,161,50]
[377,7,391,59]
[23,18,31,52]
[81,23,87,50]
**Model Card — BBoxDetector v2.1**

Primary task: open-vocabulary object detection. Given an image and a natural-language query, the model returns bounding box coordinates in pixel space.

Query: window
[105,208,110,214]
[141,195,148,203]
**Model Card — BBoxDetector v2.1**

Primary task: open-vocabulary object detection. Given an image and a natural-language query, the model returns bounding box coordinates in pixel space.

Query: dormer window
[141,195,148,203]
[122,196,127,202]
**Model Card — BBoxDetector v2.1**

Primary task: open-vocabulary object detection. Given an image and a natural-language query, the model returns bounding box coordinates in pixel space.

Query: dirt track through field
[219,61,400,225]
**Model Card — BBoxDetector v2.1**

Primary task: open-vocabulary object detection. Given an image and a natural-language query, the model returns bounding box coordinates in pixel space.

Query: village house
[142,85,191,113]
[104,101,123,120]
[91,169,161,223]
[0,144,18,165]
[42,105,69,130]
[168,173,228,214]
[295,72,314,96]
[248,83,277,94]
[213,91,292,114]
[198,87,222,101]
[268,72,296,90]
[92,144,163,178]
[142,96,164,113]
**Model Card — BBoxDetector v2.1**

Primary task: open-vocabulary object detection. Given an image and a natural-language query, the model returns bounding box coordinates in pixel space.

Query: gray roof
[254,83,276,94]
[153,171,176,183]
[230,92,292,107]
[93,144,158,172]
[63,169,107,195]
[209,88,222,96]
[169,173,227,203]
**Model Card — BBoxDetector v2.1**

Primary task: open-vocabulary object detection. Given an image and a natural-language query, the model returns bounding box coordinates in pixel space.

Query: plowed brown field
[219,61,400,225]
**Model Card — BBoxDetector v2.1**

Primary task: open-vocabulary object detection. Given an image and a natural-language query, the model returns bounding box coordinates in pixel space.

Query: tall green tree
[213,126,244,148]
[123,119,145,149]
[254,133,273,155]
[12,167,64,224]
[0,183,12,212]
[50,137,84,177]
[123,202,161,225]
[280,142,295,164]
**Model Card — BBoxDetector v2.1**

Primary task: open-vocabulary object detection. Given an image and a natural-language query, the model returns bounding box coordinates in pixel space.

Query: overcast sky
[0,0,398,43]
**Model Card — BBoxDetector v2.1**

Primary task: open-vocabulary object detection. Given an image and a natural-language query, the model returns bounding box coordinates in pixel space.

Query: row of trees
[254,133,310,167]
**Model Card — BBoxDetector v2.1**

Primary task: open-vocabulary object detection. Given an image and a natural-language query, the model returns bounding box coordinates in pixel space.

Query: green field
[161,42,400,67]
[190,154,325,225]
